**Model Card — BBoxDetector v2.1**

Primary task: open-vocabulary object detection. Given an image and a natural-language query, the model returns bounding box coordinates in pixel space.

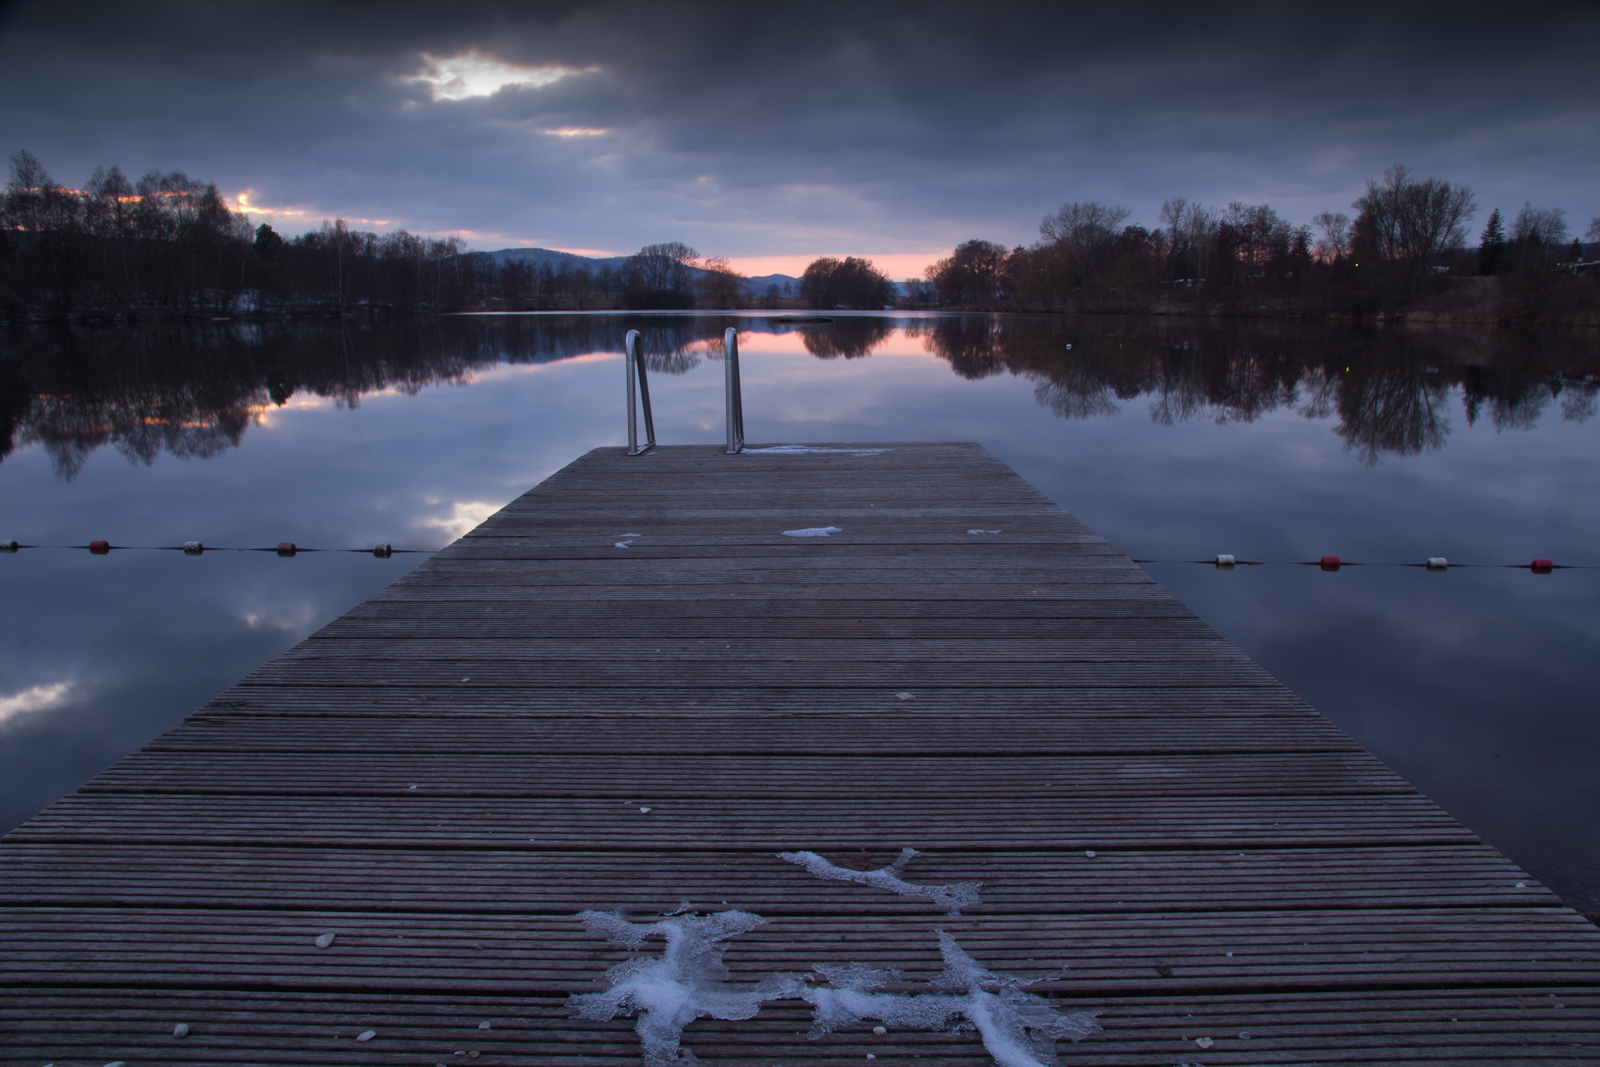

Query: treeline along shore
[2,150,1596,324]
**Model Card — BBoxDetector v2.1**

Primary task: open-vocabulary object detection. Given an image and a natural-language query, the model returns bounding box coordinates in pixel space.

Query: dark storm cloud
[1,0,1595,257]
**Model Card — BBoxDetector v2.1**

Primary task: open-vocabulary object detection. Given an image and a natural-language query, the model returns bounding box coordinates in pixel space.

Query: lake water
[2,312,1597,915]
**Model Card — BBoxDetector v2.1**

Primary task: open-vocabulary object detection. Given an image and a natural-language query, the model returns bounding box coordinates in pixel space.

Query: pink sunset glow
[724,252,947,281]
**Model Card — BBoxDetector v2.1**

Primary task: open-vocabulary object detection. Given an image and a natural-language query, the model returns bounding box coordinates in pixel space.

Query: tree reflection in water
[2,314,1596,477]
[917,316,1598,466]
[0,316,742,479]
[799,319,893,360]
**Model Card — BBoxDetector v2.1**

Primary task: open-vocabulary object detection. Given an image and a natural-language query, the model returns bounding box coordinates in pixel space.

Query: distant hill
[481,247,800,298]
[744,273,800,296]
[479,247,631,271]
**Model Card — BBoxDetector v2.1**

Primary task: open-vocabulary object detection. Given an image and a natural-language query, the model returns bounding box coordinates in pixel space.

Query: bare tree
[924,240,1009,307]
[1312,212,1351,260]
[1159,197,1187,275]
[1511,203,1569,245]
[901,277,934,307]
[4,149,55,235]
[1508,203,1571,272]
[1039,201,1131,288]
[1179,202,1218,283]
[1221,202,1292,272]
[1351,164,1476,290]
[695,256,746,308]
[801,256,893,309]
[622,242,699,308]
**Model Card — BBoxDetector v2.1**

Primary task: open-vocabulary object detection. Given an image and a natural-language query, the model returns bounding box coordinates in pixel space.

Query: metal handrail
[625,329,656,456]
[724,327,745,454]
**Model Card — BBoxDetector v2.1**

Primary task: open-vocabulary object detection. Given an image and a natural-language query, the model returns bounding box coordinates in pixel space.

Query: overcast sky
[1,0,1596,276]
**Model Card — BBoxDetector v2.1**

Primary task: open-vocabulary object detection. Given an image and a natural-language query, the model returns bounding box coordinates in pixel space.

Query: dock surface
[3,442,1598,1065]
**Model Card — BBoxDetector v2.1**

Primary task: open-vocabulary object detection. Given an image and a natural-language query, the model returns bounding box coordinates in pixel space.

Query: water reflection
[1,317,734,479]
[3,315,1597,480]
[913,316,1598,465]
[800,319,894,360]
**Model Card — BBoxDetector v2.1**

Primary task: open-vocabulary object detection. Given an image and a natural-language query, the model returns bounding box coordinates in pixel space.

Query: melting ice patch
[783,526,841,537]
[799,932,1101,1067]
[745,445,891,456]
[567,909,787,1066]
[569,908,1099,1067]
[778,848,983,915]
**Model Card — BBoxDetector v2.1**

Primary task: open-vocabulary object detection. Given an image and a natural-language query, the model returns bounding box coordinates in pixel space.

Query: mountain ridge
[480,246,800,297]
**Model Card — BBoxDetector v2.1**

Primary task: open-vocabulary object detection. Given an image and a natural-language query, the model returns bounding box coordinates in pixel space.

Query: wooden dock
[3,442,1597,1065]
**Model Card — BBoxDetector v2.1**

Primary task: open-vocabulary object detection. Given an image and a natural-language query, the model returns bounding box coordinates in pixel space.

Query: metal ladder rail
[626,326,744,456]
[724,327,745,454]
[625,329,656,456]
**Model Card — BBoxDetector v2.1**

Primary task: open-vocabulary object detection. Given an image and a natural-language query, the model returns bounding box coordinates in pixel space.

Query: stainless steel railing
[724,327,745,454]
[625,329,656,456]
[625,326,745,456]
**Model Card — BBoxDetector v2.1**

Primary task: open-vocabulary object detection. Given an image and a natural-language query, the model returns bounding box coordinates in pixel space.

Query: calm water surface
[2,313,1597,913]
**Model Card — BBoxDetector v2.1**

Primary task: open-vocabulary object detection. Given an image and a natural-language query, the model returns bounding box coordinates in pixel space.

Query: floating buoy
[372,543,392,559]
[0,540,17,553]
[183,541,204,556]
[1319,555,1340,572]
[277,542,297,557]
[1531,558,1554,574]
[1215,554,1235,567]
[1426,557,1447,570]
[89,540,111,555]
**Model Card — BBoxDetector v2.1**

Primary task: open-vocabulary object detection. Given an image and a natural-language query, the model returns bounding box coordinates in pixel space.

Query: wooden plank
[80,752,1415,799]
[1,988,1597,1067]
[193,685,1324,713]
[8,793,1478,849]
[2,908,1596,995]
[0,845,1556,912]
[145,714,1363,755]
[3,441,1596,1067]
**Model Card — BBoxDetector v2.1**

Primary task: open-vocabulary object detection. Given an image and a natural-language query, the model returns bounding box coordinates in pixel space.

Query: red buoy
[89,540,111,555]
[277,542,297,557]
[1320,555,1341,572]
[1531,558,1554,574]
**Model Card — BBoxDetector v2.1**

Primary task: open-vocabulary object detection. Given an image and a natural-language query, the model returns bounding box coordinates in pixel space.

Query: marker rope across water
[0,540,428,558]
[1130,554,1590,573]
[0,541,1587,574]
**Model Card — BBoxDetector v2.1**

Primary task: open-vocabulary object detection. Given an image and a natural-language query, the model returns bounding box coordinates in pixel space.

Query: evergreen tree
[1478,207,1506,274]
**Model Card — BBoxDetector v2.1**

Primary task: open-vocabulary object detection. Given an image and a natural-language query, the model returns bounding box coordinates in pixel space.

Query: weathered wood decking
[3,441,1597,1065]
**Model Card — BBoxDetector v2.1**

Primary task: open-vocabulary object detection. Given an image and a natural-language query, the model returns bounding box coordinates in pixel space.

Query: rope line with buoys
[0,540,425,558]
[0,541,1588,574]
[1130,554,1587,573]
